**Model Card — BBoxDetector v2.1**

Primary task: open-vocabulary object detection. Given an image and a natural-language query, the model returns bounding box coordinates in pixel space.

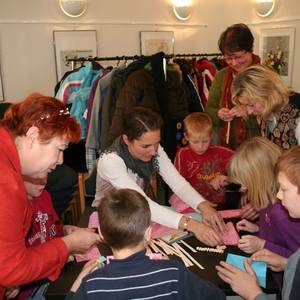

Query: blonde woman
[229,137,300,285]
[232,64,300,149]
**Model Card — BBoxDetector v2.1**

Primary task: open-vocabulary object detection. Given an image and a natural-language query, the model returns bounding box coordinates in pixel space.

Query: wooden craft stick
[154,239,180,257]
[226,121,231,144]
[149,241,165,255]
[173,242,204,270]
[180,240,197,253]
[153,239,192,267]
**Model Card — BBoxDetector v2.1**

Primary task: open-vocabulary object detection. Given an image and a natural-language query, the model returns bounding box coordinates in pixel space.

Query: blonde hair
[183,112,213,137]
[228,136,281,209]
[232,64,293,120]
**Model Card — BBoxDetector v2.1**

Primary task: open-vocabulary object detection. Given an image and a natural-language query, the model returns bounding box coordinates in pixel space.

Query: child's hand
[251,249,288,272]
[210,175,229,191]
[238,235,265,254]
[241,199,259,221]
[70,259,101,293]
[236,219,259,233]
[5,286,20,299]
[216,260,262,299]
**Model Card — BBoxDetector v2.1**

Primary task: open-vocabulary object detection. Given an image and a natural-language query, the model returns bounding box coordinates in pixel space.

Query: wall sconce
[255,0,275,17]
[59,0,88,18]
[172,0,192,21]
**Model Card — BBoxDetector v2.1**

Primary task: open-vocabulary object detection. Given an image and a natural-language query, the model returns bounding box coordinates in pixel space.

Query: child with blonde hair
[170,112,234,212]
[216,145,300,300]
[228,137,300,285]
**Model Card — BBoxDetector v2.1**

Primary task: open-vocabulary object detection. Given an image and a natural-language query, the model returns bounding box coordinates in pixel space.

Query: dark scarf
[220,54,261,148]
[106,136,159,199]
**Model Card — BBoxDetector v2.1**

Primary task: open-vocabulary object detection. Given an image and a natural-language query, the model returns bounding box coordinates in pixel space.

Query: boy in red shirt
[170,112,234,212]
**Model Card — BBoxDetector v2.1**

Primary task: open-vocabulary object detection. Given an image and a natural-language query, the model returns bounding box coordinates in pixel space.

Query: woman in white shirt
[93,107,226,246]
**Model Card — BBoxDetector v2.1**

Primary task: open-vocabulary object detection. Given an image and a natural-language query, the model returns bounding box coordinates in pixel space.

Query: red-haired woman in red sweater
[0,93,100,299]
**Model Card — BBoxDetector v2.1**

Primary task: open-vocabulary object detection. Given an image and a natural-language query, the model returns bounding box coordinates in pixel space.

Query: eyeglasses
[224,51,248,63]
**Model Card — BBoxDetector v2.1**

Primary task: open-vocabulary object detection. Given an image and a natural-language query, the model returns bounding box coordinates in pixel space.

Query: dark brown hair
[276,145,300,193]
[0,93,80,143]
[123,107,163,141]
[98,188,151,250]
[218,23,254,55]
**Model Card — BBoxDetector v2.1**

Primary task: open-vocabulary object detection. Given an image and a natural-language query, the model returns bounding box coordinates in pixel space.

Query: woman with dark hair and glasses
[0,93,100,299]
[93,106,226,247]
[206,23,260,149]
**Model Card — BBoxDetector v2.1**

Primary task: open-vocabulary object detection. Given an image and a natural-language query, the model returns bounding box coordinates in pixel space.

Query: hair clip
[38,108,69,121]
[58,108,70,116]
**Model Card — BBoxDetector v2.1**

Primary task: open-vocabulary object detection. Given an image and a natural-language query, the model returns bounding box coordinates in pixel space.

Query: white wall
[223,0,300,93]
[0,0,299,102]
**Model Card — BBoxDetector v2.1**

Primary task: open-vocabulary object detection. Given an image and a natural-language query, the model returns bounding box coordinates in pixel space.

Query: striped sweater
[65,250,225,300]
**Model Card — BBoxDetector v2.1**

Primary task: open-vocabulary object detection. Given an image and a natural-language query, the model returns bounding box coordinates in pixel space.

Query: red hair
[0,93,80,143]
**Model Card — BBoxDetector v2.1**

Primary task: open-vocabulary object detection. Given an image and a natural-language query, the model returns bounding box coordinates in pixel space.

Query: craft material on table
[75,245,101,262]
[226,253,267,288]
[221,222,240,246]
[218,209,242,219]
[88,211,99,228]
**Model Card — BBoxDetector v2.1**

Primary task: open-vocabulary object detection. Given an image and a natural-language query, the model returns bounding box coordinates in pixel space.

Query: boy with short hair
[67,188,225,300]
[170,112,234,211]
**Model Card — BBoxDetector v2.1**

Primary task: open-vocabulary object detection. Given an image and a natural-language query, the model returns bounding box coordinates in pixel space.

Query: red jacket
[0,128,68,299]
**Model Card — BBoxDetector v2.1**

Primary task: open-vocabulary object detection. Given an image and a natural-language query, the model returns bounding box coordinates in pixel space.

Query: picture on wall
[140,31,174,56]
[259,27,295,86]
[53,30,98,81]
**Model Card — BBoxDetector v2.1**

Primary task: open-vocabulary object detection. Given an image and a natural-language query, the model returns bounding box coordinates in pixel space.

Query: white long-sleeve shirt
[92,145,205,229]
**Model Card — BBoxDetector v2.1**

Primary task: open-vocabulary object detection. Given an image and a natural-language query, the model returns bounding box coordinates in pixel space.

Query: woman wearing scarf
[206,23,260,149]
[92,107,226,246]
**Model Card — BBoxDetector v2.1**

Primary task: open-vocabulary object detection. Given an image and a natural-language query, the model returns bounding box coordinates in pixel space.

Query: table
[46,207,279,299]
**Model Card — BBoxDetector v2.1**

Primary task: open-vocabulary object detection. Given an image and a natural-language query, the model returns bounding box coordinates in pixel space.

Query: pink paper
[88,211,99,228]
[75,246,101,262]
[151,222,180,239]
[168,194,195,214]
[221,222,240,246]
[219,209,242,219]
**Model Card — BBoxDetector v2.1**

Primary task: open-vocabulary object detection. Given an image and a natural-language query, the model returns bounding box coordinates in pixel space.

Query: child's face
[277,171,300,218]
[24,177,47,199]
[185,132,211,155]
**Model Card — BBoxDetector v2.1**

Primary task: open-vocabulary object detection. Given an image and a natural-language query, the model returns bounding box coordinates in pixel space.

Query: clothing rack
[66,53,222,69]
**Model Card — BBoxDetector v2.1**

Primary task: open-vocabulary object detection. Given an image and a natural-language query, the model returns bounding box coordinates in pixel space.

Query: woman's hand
[238,235,265,254]
[251,249,288,272]
[216,260,262,300]
[218,108,234,122]
[236,219,259,233]
[62,229,101,254]
[70,259,101,292]
[210,175,229,191]
[229,105,248,118]
[198,201,227,233]
[188,219,222,246]
[63,225,95,236]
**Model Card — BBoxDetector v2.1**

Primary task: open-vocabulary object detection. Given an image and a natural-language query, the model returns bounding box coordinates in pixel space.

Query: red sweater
[174,145,234,204]
[0,128,68,300]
